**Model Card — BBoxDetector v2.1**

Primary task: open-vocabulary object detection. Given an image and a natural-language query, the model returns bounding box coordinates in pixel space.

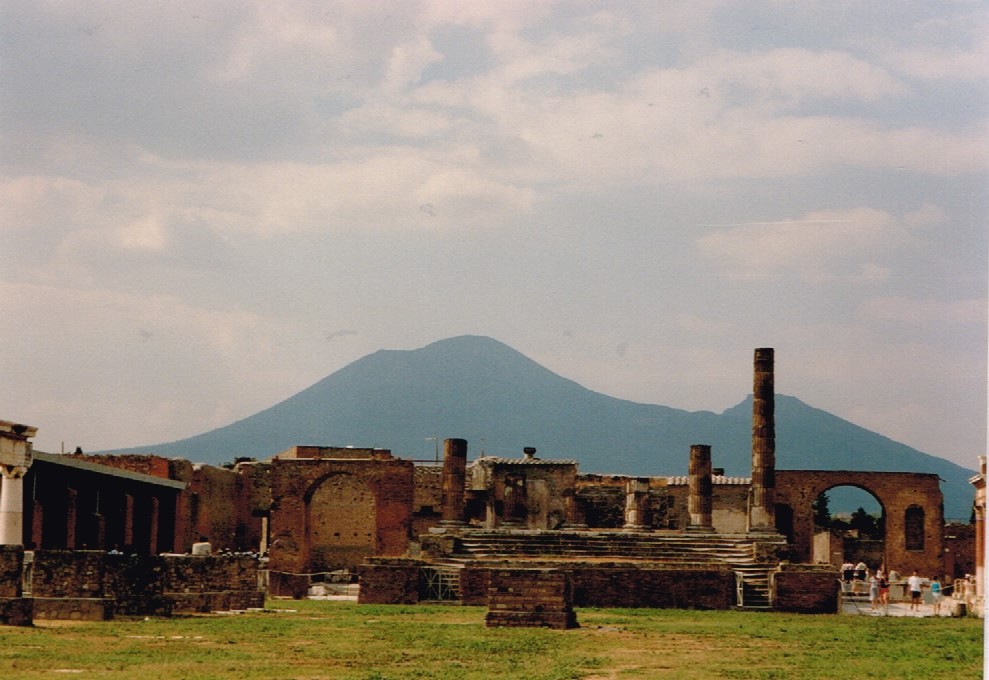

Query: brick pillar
[31,499,43,549]
[623,478,650,530]
[749,348,776,532]
[65,488,78,549]
[440,438,468,526]
[124,494,135,549]
[688,444,714,531]
[148,497,160,555]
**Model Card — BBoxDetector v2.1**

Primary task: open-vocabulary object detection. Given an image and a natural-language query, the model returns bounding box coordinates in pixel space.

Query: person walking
[868,571,880,611]
[930,577,943,616]
[907,571,923,612]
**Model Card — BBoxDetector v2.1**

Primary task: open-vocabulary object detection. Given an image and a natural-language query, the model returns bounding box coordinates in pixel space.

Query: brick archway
[775,470,944,577]
[267,457,414,576]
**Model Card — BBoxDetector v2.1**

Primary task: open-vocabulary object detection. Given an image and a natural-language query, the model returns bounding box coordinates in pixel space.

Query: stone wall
[359,560,736,610]
[268,456,414,575]
[25,550,263,617]
[773,564,840,613]
[356,559,420,605]
[412,465,443,536]
[0,546,23,597]
[485,568,577,629]
[568,565,734,609]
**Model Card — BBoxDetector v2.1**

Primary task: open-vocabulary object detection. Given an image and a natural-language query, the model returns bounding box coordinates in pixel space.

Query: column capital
[0,464,28,480]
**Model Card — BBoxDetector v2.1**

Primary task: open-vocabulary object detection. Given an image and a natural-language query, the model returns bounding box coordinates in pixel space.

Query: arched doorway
[810,485,886,570]
[305,473,377,572]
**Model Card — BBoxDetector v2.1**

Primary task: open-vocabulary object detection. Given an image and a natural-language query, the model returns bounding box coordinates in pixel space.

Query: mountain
[101,335,978,518]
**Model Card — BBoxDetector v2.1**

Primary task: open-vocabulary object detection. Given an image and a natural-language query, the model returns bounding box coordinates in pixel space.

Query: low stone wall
[357,559,420,604]
[0,597,33,626]
[569,565,734,609]
[773,564,839,613]
[32,597,114,621]
[0,546,23,598]
[461,563,734,610]
[23,550,263,618]
[485,568,577,629]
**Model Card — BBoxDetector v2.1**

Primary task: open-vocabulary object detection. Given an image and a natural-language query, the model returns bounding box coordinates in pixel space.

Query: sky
[1,1,986,470]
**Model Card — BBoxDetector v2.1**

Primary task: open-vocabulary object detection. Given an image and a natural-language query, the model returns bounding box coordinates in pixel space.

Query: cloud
[857,297,987,326]
[696,207,918,280]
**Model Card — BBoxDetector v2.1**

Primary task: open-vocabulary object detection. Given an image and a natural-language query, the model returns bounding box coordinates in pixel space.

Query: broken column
[749,348,776,532]
[440,438,468,526]
[0,420,37,546]
[623,478,650,530]
[687,444,714,531]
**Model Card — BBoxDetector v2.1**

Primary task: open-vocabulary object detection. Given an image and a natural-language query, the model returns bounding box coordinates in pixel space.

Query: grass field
[0,600,982,679]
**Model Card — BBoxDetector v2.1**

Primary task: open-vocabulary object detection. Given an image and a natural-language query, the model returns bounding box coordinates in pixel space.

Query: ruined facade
[1,348,978,620]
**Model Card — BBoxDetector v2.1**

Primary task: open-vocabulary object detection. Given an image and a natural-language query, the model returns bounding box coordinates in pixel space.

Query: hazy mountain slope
[100,335,977,518]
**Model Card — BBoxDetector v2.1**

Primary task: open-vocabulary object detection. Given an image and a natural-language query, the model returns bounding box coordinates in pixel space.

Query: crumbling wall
[26,550,262,617]
[485,568,577,629]
[412,465,443,536]
[773,564,839,613]
[0,546,22,597]
[268,457,414,577]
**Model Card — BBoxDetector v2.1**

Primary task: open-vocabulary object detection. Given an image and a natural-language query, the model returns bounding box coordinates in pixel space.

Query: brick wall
[460,563,735,609]
[357,559,421,604]
[26,550,263,616]
[773,564,840,613]
[485,568,577,629]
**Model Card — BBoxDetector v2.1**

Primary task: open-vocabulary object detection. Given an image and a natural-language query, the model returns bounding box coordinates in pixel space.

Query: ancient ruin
[0,349,983,626]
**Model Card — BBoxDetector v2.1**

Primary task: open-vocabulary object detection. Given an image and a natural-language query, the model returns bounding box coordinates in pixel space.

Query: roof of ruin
[33,451,187,489]
[472,456,578,466]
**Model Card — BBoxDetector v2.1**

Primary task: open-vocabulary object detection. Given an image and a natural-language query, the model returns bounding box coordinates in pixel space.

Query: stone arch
[304,472,377,572]
[775,470,944,578]
[808,483,886,569]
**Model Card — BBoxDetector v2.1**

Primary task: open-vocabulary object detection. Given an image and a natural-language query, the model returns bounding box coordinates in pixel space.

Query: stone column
[0,470,27,545]
[0,421,36,547]
[623,478,650,530]
[749,348,776,532]
[440,438,468,526]
[687,444,714,531]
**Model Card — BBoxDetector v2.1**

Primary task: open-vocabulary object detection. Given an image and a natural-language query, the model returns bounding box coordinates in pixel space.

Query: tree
[812,492,831,529]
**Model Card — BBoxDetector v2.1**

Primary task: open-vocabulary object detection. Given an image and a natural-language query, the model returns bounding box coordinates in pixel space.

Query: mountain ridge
[94,335,977,518]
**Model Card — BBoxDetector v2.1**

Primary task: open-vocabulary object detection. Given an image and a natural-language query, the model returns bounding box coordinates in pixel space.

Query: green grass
[0,601,982,679]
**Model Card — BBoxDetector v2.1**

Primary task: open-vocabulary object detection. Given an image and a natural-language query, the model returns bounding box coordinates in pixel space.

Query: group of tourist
[841,562,947,614]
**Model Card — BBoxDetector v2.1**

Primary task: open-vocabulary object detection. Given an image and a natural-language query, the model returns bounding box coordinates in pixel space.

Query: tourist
[907,571,923,612]
[868,571,880,610]
[878,571,890,609]
[855,561,867,581]
[841,561,855,583]
[930,577,943,616]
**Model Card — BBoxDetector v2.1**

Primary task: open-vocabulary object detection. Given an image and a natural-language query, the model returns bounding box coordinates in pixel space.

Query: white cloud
[696,207,917,280]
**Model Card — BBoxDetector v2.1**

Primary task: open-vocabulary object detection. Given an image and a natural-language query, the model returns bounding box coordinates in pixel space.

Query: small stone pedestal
[485,568,577,629]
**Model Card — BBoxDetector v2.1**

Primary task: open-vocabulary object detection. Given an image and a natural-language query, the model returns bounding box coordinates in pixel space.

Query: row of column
[438,436,719,531]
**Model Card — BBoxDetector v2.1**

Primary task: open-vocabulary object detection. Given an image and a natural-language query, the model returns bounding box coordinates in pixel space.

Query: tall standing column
[0,470,26,545]
[623,478,650,530]
[0,421,37,546]
[749,348,776,532]
[687,444,714,531]
[440,438,468,526]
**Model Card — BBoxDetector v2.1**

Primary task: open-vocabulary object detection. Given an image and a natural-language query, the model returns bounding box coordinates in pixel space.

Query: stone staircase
[443,530,784,610]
